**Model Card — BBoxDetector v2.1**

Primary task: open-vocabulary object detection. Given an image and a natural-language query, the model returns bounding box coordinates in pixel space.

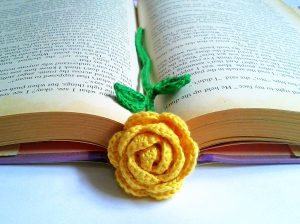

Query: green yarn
[114,83,146,112]
[114,27,191,113]
[135,28,153,93]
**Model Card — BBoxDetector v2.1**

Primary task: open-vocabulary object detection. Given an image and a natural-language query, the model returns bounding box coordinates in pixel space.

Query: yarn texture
[108,28,199,200]
[108,111,198,200]
[114,28,191,113]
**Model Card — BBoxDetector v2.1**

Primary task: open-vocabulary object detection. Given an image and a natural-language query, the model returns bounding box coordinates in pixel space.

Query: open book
[1,0,300,164]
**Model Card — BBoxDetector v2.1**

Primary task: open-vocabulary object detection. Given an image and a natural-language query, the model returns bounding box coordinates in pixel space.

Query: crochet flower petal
[107,131,123,168]
[108,111,199,200]
[124,111,159,129]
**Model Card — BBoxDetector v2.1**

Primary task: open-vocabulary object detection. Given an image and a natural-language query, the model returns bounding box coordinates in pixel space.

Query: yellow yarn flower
[108,111,199,200]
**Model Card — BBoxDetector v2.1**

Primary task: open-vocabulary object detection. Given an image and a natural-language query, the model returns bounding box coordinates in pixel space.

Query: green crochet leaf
[113,28,192,113]
[114,83,146,113]
[153,74,191,94]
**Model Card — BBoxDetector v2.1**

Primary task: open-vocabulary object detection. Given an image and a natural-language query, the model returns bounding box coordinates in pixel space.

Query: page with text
[138,0,300,120]
[0,0,138,122]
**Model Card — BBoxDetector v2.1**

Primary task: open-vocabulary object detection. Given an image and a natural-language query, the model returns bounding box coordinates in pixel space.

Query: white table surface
[0,162,300,224]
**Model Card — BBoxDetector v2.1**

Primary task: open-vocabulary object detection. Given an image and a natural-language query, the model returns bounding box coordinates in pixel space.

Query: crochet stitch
[114,28,191,112]
[108,112,198,200]
[108,28,199,200]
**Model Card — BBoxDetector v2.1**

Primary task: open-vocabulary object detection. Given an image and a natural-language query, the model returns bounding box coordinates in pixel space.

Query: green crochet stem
[135,28,153,93]
[114,27,191,113]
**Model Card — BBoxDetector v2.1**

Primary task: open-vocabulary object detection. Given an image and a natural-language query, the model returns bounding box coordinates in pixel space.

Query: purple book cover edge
[1,152,300,165]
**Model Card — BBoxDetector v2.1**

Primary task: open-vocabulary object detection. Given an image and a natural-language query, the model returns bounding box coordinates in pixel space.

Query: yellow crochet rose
[108,111,199,200]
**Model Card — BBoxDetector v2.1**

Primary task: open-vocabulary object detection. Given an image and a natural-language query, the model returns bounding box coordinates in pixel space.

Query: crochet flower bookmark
[108,28,199,200]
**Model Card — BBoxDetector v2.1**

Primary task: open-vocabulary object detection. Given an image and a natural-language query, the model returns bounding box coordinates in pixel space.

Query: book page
[0,0,139,123]
[138,0,300,120]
